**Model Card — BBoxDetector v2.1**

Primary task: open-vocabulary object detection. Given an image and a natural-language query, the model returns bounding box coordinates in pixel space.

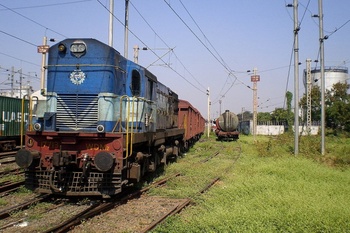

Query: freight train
[15,38,205,197]
[0,96,29,151]
[215,110,239,141]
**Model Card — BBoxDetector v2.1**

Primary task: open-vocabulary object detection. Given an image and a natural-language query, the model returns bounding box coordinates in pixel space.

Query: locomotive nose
[15,149,39,168]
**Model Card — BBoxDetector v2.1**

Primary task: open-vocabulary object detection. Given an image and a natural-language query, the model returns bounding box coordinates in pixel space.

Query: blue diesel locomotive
[15,39,191,197]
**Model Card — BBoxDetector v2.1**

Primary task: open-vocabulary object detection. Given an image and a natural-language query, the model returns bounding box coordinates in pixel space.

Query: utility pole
[133,45,139,63]
[124,0,129,58]
[108,0,114,47]
[291,0,300,155]
[251,68,260,142]
[37,36,49,95]
[207,87,210,138]
[311,0,326,154]
[10,66,14,97]
[17,69,23,98]
[306,59,312,134]
[318,0,326,155]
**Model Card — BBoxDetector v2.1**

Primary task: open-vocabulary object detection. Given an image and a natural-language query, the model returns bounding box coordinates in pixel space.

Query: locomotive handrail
[45,64,126,72]
[128,96,135,159]
[29,96,39,131]
[20,95,30,147]
[118,96,151,159]
[119,95,135,159]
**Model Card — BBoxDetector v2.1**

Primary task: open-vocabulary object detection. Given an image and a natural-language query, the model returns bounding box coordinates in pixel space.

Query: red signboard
[37,45,50,53]
[251,75,260,82]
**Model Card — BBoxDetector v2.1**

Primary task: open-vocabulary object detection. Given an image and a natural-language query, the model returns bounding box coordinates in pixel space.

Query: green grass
[151,134,350,232]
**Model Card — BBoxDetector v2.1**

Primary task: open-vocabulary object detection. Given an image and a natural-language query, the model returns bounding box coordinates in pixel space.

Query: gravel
[70,195,189,233]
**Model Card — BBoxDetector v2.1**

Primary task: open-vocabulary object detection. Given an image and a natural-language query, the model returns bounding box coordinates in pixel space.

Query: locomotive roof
[52,38,159,83]
[144,68,157,82]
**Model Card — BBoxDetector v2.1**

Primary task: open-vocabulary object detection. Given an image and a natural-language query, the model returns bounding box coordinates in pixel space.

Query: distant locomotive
[15,38,204,197]
[215,110,239,141]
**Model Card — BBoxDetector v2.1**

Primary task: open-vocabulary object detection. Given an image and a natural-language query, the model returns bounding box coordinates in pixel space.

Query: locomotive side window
[146,79,154,101]
[131,70,141,96]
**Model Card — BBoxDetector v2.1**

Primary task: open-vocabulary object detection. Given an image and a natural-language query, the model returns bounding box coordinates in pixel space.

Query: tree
[325,82,350,132]
[299,86,321,122]
[258,112,272,122]
[286,91,293,113]
[285,91,294,126]
[271,108,289,123]
[299,82,350,133]
[270,91,294,125]
[237,111,252,121]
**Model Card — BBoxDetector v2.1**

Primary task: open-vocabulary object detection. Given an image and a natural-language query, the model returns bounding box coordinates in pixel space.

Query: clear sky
[0,0,349,119]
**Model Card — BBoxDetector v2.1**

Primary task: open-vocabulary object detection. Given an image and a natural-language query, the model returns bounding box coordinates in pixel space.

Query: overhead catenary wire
[0,1,206,95]
[0,52,41,67]
[178,0,231,73]
[163,0,251,102]
[0,0,92,11]
[129,0,206,91]
[0,30,37,47]
[1,1,349,113]
[0,3,67,38]
[176,0,244,104]
[96,0,206,95]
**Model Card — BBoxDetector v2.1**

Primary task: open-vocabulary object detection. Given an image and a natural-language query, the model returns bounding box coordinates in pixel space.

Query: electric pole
[288,0,300,155]
[37,36,49,95]
[17,69,23,98]
[318,0,326,155]
[124,0,129,58]
[133,45,139,63]
[109,0,114,47]
[251,68,260,142]
[306,59,312,135]
[207,87,210,138]
[10,66,14,97]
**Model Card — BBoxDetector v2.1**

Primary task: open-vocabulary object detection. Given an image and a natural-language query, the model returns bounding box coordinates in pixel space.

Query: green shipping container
[0,96,29,137]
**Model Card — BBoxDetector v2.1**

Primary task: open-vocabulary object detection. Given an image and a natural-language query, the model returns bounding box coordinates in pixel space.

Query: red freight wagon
[178,99,205,150]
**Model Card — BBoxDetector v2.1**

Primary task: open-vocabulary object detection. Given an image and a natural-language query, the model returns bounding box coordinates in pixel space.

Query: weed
[151,135,350,232]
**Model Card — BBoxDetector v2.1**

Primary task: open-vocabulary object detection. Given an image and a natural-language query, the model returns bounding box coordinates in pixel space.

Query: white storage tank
[303,67,348,91]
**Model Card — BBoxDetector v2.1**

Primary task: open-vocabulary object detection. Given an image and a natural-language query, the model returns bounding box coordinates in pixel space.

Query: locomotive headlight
[70,40,86,57]
[33,122,42,131]
[97,125,105,133]
[70,43,85,52]
[58,43,66,53]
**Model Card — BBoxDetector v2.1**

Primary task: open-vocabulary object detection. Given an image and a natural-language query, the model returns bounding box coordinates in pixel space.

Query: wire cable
[0,52,40,67]
[0,30,37,47]
[96,0,206,94]
[129,0,206,90]
[0,0,92,11]
[0,3,67,38]
[163,0,251,102]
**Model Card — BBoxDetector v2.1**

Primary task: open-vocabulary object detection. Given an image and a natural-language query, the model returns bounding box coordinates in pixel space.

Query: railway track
[68,145,242,233]
[0,139,242,232]
[0,151,16,157]
[0,194,50,220]
[0,180,24,197]
[0,168,24,176]
[45,173,181,233]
